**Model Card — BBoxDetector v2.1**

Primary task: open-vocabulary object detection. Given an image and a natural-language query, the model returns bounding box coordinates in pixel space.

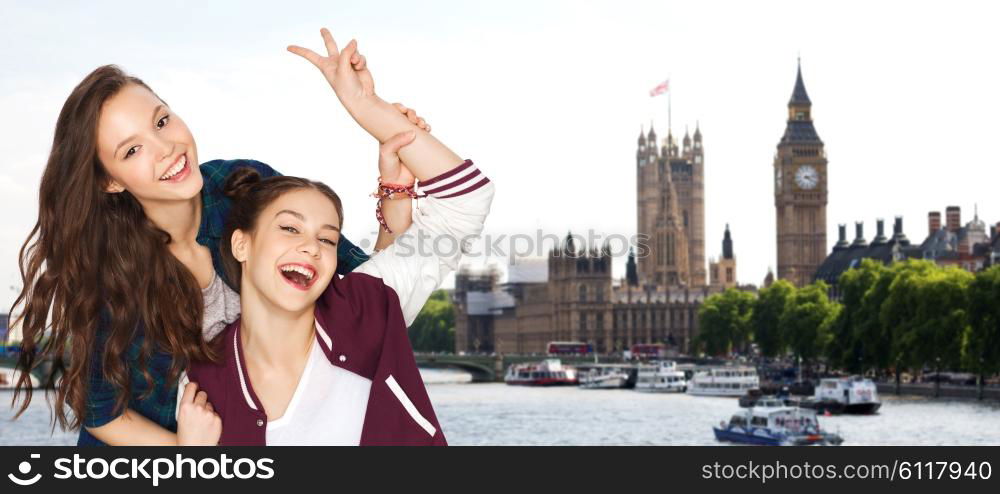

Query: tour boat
[504,359,578,386]
[687,366,760,397]
[579,364,635,389]
[796,376,881,414]
[713,404,844,446]
[634,360,687,393]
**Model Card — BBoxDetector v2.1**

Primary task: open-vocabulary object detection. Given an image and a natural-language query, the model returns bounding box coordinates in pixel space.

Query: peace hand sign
[288,28,374,103]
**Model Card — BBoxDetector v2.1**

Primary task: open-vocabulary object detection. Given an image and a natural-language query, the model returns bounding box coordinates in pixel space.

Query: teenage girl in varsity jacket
[174,29,495,445]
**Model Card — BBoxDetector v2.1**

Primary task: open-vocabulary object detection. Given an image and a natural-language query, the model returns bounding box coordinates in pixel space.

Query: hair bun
[223,167,262,201]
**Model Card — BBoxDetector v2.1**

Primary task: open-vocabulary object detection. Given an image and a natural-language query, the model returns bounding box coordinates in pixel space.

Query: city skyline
[2,0,999,311]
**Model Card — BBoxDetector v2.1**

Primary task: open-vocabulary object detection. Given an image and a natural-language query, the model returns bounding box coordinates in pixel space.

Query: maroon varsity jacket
[186,271,447,446]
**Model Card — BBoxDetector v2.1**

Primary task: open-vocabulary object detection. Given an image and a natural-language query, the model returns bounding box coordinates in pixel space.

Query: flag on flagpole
[649,79,670,97]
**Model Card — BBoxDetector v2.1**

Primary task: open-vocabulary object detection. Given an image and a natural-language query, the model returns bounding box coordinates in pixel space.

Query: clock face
[795,165,819,190]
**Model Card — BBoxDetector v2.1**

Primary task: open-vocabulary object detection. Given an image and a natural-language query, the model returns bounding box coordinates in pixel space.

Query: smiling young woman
[172,27,496,446]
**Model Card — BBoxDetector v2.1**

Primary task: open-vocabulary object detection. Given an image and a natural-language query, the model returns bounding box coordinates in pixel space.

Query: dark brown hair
[9,65,214,429]
[220,167,344,294]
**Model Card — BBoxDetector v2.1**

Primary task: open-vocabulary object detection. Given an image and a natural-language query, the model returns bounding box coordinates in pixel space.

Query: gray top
[202,271,241,341]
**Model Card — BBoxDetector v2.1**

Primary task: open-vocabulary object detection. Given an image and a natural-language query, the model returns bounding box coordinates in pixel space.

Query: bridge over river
[413,353,726,382]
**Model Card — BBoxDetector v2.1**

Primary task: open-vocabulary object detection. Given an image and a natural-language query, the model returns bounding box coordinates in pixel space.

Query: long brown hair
[9,65,214,429]
[220,167,344,294]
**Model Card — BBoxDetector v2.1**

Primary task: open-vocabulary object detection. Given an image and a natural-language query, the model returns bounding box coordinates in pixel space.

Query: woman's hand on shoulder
[380,103,430,184]
[176,382,222,446]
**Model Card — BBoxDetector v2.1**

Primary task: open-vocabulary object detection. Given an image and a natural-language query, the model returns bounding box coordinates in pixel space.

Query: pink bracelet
[372,177,425,234]
[371,178,424,200]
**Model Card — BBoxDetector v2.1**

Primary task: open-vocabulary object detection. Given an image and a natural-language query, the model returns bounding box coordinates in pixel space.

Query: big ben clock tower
[774,61,827,287]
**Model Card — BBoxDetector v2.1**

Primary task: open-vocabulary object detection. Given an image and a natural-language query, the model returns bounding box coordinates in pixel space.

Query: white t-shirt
[265,337,372,445]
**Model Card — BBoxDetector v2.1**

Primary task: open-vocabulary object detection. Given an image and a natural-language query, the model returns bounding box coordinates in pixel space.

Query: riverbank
[875,382,1000,401]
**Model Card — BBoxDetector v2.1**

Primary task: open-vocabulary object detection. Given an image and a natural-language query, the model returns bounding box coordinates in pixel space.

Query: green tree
[750,280,795,358]
[965,265,1000,399]
[859,260,934,380]
[408,290,455,353]
[780,281,838,370]
[696,288,755,356]
[825,259,888,372]
[884,261,970,396]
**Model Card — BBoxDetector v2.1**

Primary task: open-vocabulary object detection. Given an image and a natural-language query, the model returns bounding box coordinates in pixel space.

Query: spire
[647,121,656,142]
[780,57,821,144]
[683,126,691,145]
[722,223,734,260]
[789,58,812,106]
[626,247,638,287]
[563,231,576,256]
[638,125,646,146]
[694,121,702,140]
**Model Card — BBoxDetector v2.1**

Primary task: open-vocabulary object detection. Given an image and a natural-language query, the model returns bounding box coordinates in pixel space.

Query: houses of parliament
[451,64,826,355]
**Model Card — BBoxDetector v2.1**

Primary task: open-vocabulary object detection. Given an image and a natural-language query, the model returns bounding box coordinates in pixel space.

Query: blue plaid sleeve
[82,311,122,428]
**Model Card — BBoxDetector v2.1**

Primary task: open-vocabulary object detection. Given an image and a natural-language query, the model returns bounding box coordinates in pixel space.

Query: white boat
[505,359,578,386]
[798,376,881,414]
[578,365,634,389]
[687,366,759,397]
[0,366,39,390]
[713,404,844,446]
[634,360,687,393]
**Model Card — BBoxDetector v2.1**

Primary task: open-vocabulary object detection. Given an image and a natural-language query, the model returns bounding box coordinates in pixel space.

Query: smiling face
[96,83,202,204]
[231,188,341,314]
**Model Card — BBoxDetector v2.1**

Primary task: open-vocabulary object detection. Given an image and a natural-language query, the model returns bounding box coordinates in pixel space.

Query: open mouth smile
[159,154,191,182]
[278,262,318,291]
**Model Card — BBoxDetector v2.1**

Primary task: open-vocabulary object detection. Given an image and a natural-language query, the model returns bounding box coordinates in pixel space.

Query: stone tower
[636,121,706,289]
[709,224,737,290]
[774,61,828,287]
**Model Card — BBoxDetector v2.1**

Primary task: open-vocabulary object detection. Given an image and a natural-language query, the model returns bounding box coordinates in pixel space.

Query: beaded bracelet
[371,177,424,200]
[371,178,426,234]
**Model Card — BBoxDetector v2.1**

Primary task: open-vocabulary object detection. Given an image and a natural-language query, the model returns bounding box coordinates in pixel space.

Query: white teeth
[280,265,315,280]
[159,155,187,180]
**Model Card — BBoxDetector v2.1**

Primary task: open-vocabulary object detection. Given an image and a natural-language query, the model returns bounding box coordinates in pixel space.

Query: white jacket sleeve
[355,159,495,327]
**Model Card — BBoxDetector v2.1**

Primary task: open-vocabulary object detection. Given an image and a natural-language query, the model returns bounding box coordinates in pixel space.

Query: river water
[3,368,999,445]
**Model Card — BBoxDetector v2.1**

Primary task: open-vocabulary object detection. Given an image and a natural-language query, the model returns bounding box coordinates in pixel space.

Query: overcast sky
[2,0,998,311]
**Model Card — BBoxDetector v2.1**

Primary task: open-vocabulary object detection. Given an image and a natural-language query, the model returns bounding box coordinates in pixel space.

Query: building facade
[453,237,709,355]
[814,206,999,298]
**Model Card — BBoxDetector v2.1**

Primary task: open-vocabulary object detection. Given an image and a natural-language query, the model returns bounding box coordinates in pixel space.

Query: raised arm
[287,28,461,181]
